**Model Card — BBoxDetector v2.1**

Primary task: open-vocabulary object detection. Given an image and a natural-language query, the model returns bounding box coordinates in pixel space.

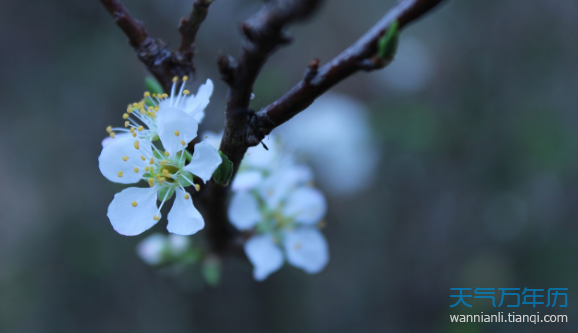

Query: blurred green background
[1,0,577,332]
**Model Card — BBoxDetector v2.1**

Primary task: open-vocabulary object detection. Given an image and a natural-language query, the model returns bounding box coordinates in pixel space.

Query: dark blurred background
[1,0,578,332]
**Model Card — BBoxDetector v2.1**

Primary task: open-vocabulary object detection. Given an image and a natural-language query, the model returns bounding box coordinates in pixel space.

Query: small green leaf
[201,257,221,287]
[145,77,164,95]
[158,186,175,201]
[377,21,399,60]
[212,151,234,186]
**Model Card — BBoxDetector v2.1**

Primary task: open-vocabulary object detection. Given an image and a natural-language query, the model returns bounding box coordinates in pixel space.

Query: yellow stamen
[172,77,178,83]
[110,132,115,139]
[130,127,135,133]
[180,140,186,146]
[160,160,168,166]
[183,90,190,95]
[124,121,129,127]
[148,178,154,187]
[131,132,137,137]
[122,156,129,162]
[182,75,188,81]
[134,167,139,173]
[106,126,112,133]
[162,169,172,178]
[117,171,123,178]
[134,141,139,149]
[174,130,180,136]
[149,157,154,165]
[123,113,129,119]
[131,201,137,207]
[144,91,150,97]
[164,151,170,157]
[194,184,201,192]
[138,126,143,132]
[160,177,166,183]
[141,155,146,161]
[153,215,160,221]
[184,194,190,200]
[145,166,149,172]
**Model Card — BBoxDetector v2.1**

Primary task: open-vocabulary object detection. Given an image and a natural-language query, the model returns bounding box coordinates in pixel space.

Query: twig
[254,0,445,135]
[99,0,214,92]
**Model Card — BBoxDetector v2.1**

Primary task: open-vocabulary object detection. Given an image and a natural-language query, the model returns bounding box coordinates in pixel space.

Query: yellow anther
[148,178,154,187]
[106,126,112,133]
[144,91,150,98]
[117,171,123,178]
[160,177,166,183]
[155,105,159,111]
[129,127,135,133]
[132,132,137,137]
[124,121,129,127]
[172,77,178,83]
[184,194,190,200]
[140,109,146,115]
[153,215,160,221]
[152,93,156,98]
[183,90,190,95]
[149,157,154,165]
[122,156,129,162]
[138,126,144,132]
[109,132,115,139]
[141,155,146,161]
[160,160,168,166]
[134,167,139,173]
[182,75,188,81]
[174,130,180,136]
[162,169,172,178]
[131,201,138,207]
[145,166,149,172]
[164,151,170,157]
[180,140,186,146]
[133,103,139,107]
[194,184,201,192]
[162,94,168,98]
[134,141,140,149]
[123,113,129,119]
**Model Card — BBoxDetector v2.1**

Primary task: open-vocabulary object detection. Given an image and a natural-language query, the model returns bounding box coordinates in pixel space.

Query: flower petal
[232,170,263,191]
[136,233,167,265]
[157,107,198,156]
[186,79,213,122]
[227,191,261,230]
[283,228,329,274]
[282,186,326,225]
[182,141,222,183]
[244,234,284,281]
[166,188,204,235]
[258,166,313,210]
[101,133,132,148]
[107,187,159,236]
[98,136,152,184]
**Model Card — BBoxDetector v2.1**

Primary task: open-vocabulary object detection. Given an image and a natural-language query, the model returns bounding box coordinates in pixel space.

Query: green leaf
[377,21,399,60]
[201,258,221,287]
[212,151,234,186]
[158,186,175,201]
[145,77,164,95]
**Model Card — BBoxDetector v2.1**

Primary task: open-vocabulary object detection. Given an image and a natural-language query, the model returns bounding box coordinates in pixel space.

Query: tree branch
[99,0,213,92]
[254,0,445,135]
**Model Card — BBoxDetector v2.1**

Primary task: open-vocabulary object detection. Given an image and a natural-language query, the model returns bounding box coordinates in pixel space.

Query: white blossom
[227,140,329,281]
[99,77,221,236]
[136,233,192,266]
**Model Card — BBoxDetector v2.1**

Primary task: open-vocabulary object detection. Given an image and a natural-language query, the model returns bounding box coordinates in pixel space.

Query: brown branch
[177,0,214,73]
[99,0,213,92]
[254,0,445,135]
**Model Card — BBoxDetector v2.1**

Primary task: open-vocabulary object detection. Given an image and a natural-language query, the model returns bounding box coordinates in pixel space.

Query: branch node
[217,53,237,85]
[304,58,320,83]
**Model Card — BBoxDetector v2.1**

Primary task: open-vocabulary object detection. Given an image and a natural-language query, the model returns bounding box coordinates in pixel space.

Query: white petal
[98,136,152,184]
[157,107,198,156]
[244,234,284,281]
[258,166,312,210]
[101,133,132,148]
[107,187,159,236]
[186,79,213,121]
[242,139,279,170]
[166,188,204,235]
[232,170,263,191]
[283,228,329,274]
[282,186,326,225]
[182,141,222,183]
[227,191,261,230]
[167,234,191,254]
[136,233,167,265]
